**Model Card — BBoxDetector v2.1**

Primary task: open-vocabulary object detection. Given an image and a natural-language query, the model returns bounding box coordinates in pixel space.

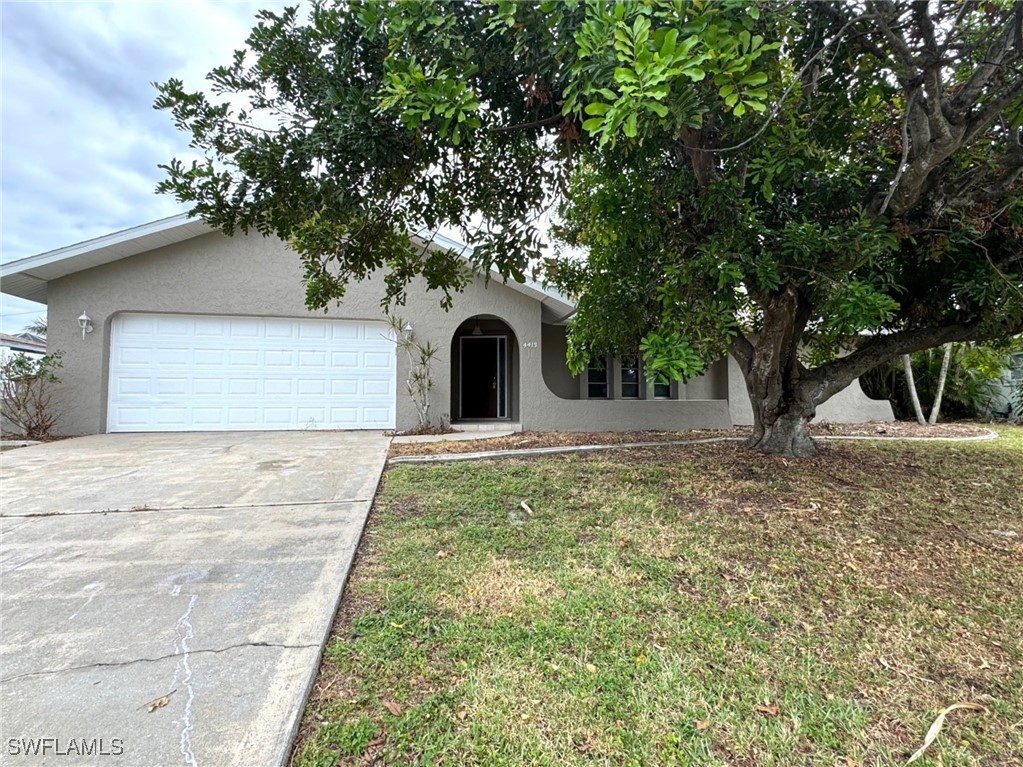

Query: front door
[460,336,508,419]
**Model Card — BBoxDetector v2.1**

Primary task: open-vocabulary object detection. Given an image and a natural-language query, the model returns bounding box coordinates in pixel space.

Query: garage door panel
[331,324,361,340]
[264,379,294,396]
[117,347,151,365]
[192,408,224,425]
[155,348,189,366]
[153,408,189,426]
[332,351,359,368]
[156,378,188,395]
[118,315,157,335]
[265,350,293,367]
[193,378,225,395]
[363,408,393,425]
[265,322,296,339]
[108,314,395,432]
[364,379,392,396]
[331,407,359,425]
[363,352,392,369]
[194,318,227,336]
[192,348,224,366]
[230,319,260,337]
[229,349,259,367]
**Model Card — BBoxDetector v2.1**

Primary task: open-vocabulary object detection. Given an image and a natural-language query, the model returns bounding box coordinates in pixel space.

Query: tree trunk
[903,354,926,424]
[928,343,953,425]
[733,287,821,457]
[748,398,819,457]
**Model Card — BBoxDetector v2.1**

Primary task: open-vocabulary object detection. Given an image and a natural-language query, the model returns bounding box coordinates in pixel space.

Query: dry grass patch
[446,555,565,617]
[293,425,1023,767]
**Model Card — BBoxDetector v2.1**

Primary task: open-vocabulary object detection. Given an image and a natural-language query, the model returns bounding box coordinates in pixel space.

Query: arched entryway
[451,315,519,422]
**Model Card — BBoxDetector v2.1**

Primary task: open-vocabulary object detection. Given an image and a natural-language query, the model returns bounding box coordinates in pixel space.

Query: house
[989,350,1023,418]
[0,332,46,365]
[0,214,892,435]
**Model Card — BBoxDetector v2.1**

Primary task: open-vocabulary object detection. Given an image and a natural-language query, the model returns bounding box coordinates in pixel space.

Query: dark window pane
[620,357,639,398]
[588,359,608,399]
[654,382,671,399]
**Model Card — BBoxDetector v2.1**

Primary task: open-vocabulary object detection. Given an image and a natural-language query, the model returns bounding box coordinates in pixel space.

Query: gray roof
[0,332,46,353]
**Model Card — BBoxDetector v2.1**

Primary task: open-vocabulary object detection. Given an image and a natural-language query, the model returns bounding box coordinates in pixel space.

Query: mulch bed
[388,421,996,457]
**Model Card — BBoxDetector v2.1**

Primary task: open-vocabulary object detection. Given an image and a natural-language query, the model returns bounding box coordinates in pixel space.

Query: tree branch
[866,1,918,76]
[878,89,917,216]
[950,18,1018,119]
[491,113,564,133]
[729,331,755,375]
[808,323,986,402]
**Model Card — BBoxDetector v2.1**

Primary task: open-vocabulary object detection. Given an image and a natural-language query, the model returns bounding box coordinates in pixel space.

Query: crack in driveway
[0,641,321,685]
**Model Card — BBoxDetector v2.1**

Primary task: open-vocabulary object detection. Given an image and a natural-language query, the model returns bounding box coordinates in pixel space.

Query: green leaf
[661,28,679,58]
[740,71,768,86]
[632,14,651,45]
[647,101,669,118]
[585,102,611,116]
[624,112,638,137]
[581,116,604,133]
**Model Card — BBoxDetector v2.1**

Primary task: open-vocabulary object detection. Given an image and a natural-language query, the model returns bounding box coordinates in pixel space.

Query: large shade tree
[156,0,1023,456]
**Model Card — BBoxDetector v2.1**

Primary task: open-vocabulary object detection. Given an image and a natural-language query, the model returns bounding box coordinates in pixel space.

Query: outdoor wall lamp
[78,311,93,339]
[404,323,413,334]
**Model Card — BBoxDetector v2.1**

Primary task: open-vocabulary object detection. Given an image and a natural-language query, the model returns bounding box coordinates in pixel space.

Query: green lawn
[293,427,1023,767]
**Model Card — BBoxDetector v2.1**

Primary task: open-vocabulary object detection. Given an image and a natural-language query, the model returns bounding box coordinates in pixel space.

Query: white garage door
[107,313,396,432]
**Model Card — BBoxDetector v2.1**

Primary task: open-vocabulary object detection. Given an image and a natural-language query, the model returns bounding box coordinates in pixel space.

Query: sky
[0,0,290,334]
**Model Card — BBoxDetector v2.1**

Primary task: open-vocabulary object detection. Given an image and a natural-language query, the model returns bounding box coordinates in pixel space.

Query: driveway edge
[277,437,392,767]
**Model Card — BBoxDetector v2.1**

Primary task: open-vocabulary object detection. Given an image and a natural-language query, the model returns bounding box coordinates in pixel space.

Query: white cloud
[1,0,281,333]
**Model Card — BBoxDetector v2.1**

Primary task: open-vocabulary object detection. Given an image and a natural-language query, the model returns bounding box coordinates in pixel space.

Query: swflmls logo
[6,738,125,756]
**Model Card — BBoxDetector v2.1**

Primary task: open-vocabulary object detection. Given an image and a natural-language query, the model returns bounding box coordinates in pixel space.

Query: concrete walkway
[0,431,389,766]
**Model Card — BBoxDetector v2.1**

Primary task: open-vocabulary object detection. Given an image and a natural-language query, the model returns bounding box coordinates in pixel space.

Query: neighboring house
[0,332,46,365]
[989,350,1023,417]
[0,214,891,435]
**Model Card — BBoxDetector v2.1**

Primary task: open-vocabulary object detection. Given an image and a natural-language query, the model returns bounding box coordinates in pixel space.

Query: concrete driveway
[0,431,389,766]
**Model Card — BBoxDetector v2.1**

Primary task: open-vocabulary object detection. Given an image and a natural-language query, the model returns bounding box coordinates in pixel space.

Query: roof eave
[1,214,214,304]
[1,217,578,316]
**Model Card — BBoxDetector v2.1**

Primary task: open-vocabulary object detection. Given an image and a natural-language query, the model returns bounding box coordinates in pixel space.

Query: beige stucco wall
[725,356,894,425]
[46,231,732,435]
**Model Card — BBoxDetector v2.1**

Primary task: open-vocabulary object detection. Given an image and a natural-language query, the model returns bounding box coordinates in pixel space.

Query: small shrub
[1,352,62,439]
[387,315,438,429]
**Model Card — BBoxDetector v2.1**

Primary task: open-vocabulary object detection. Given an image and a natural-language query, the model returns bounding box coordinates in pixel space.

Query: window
[620,357,640,399]
[653,380,671,399]
[587,361,608,398]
